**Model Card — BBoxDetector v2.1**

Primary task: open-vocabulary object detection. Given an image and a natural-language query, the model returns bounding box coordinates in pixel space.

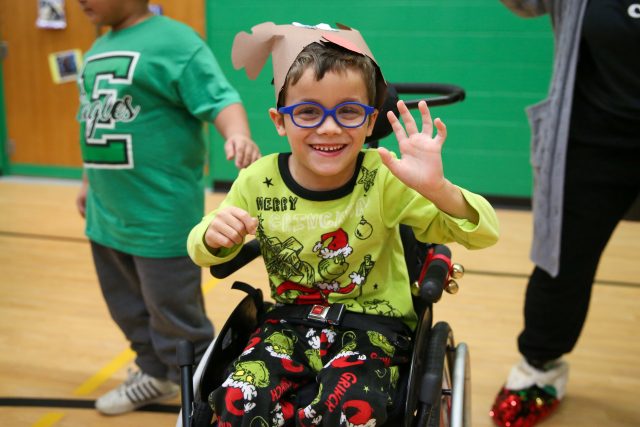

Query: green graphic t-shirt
[189,150,499,329]
[77,16,241,257]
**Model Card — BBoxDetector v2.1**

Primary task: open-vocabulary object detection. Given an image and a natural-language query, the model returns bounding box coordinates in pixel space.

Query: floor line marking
[31,412,65,427]
[32,277,220,426]
[73,348,135,396]
[73,277,219,397]
[202,277,219,294]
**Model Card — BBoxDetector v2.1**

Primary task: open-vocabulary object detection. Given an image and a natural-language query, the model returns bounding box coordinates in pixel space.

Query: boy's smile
[270,68,378,192]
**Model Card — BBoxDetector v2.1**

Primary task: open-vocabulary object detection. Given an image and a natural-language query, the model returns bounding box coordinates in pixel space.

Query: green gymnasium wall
[205,0,553,197]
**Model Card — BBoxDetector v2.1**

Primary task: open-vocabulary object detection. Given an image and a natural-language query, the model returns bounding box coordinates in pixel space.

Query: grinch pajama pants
[211,318,410,427]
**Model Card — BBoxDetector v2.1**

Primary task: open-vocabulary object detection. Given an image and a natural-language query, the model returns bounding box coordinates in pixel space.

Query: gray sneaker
[95,369,179,415]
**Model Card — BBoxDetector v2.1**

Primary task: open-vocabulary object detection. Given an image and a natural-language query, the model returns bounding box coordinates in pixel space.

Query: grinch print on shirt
[256,215,376,304]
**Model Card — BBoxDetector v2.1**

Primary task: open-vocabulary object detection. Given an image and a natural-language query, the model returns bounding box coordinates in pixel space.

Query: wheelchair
[177,82,471,427]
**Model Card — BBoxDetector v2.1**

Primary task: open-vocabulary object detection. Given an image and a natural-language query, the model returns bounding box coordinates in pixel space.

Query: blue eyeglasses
[278,101,375,129]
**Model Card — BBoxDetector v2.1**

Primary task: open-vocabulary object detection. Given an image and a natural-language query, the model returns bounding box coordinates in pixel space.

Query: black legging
[518,139,640,364]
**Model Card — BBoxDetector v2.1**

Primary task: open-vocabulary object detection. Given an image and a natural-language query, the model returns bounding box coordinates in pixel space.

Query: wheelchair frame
[177,82,471,427]
[178,240,470,427]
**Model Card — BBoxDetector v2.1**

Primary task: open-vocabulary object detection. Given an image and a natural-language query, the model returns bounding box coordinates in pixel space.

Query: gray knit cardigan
[500,0,588,277]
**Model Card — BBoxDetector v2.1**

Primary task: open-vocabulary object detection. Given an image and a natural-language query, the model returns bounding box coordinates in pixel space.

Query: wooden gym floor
[1,178,639,427]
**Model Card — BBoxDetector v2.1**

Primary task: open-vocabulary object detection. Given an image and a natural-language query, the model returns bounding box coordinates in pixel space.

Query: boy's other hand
[204,207,258,249]
[378,100,447,198]
[224,134,261,169]
[76,181,88,218]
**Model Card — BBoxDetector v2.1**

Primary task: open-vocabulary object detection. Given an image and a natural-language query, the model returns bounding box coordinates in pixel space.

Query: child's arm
[213,103,261,169]
[203,206,258,250]
[378,100,478,223]
[76,171,89,218]
[187,206,258,266]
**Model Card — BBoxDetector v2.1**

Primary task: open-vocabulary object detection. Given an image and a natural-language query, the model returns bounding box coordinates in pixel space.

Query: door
[0,0,204,178]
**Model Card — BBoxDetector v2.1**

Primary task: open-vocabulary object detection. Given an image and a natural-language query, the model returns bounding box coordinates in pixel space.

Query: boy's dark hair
[277,42,386,110]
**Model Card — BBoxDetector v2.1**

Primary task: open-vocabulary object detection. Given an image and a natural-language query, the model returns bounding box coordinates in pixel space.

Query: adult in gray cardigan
[491,1,640,426]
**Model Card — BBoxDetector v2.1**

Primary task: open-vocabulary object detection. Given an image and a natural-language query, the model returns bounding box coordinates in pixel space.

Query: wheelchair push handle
[366,81,465,147]
[392,82,466,108]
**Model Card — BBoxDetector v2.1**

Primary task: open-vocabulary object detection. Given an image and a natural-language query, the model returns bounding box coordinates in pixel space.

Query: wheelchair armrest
[209,239,261,279]
[418,244,452,304]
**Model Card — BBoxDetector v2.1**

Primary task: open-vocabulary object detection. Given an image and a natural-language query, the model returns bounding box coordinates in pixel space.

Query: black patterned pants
[211,319,409,427]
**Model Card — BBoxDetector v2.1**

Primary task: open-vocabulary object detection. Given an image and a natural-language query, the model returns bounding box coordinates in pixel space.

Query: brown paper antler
[231,22,384,103]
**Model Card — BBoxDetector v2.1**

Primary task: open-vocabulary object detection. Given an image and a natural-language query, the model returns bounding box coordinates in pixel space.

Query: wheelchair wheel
[450,342,470,427]
[414,321,456,427]
[419,321,471,427]
[426,322,454,427]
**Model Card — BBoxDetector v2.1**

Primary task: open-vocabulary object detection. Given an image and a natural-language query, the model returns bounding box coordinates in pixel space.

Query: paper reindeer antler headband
[231,22,386,107]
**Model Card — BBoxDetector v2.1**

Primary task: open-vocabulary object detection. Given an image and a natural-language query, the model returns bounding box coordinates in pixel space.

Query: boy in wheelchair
[187,22,499,426]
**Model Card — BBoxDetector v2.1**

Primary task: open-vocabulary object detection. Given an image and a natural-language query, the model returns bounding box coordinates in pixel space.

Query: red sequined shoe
[489,359,568,427]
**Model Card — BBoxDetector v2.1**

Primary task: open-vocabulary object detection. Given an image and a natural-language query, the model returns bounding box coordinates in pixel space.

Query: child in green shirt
[75,0,261,416]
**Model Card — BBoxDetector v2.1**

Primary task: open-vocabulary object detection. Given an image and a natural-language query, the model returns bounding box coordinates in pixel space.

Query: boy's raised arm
[377,100,479,223]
